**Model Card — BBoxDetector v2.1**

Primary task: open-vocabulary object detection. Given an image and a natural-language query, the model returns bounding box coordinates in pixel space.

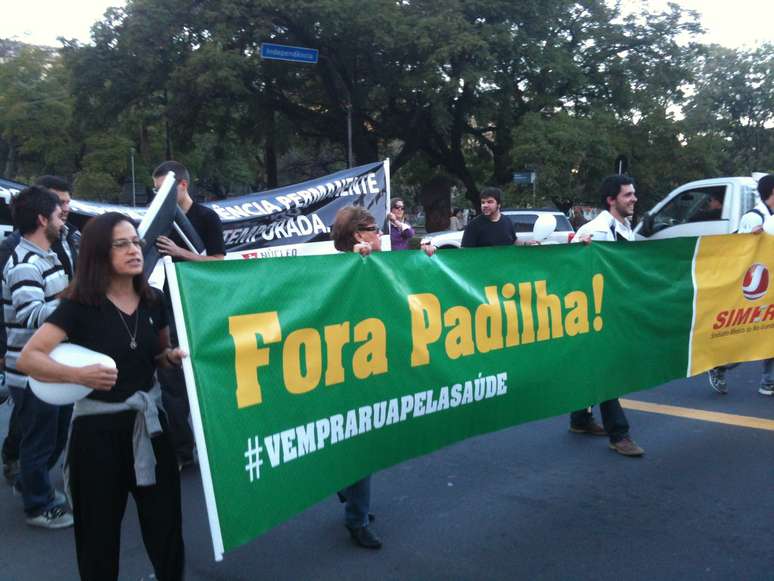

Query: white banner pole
[163,256,225,561]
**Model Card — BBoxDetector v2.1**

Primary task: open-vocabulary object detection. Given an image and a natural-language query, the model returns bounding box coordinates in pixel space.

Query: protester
[1,176,80,486]
[2,186,72,527]
[329,205,436,549]
[461,187,536,247]
[388,197,415,250]
[330,205,385,549]
[449,208,464,231]
[708,173,774,395]
[153,161,224,470]
[35,175,81,277]
[569,175,644,457]
[18,212,185,580]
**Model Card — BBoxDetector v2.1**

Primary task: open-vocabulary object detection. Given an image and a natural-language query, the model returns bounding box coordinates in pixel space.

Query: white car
[420,209,575,248]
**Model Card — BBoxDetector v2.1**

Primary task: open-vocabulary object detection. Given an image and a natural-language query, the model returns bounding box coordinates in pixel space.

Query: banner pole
[163,256,226,561]
[383,158,392,251]
[687,237,702,377]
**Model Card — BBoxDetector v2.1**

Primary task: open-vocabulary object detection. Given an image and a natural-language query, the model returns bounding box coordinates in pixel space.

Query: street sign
[512,171,536,185]
[260,43,319,64]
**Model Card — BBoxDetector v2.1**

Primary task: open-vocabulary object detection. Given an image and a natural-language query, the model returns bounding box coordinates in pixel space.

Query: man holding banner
[152,161,225,469]
[569,175,644,457]
[708,173,774,395]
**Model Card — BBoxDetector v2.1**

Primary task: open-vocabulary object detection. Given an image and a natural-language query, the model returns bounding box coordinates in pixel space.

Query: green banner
[170,236,718,558]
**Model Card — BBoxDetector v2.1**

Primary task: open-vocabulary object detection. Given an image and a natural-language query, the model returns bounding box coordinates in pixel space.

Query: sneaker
[569,421,607,436]
[708,368,727,394]
[25,506,73,529]
[759,384,774,396]
[347,524,382,549]
[608,437,644,457]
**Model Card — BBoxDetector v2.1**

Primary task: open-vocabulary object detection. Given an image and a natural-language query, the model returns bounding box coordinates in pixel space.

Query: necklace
[112,301,139,350]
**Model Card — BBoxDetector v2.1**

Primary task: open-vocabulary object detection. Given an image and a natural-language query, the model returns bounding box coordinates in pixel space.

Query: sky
[0,0,771,49]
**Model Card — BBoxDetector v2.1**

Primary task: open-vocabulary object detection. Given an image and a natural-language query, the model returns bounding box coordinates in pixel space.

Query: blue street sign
[260,43,319,64]
[512,171,536,185]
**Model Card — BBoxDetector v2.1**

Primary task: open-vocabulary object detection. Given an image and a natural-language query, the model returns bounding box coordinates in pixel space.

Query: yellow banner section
[691,234,774,375]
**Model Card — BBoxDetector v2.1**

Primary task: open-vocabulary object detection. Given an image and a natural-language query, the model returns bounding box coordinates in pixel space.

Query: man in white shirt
[708,173,774,395]
[569,175,644,457]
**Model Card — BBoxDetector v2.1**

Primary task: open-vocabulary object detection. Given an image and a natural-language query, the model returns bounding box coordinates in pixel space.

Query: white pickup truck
[634,176,761,240]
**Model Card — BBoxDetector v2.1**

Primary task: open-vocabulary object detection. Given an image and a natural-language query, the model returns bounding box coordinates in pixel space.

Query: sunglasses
[392,205,404,210]
[358,225,381,233]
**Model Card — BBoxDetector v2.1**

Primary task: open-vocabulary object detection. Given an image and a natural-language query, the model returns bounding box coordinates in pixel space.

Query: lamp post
[130,148,136,207]
[345,102,353,169]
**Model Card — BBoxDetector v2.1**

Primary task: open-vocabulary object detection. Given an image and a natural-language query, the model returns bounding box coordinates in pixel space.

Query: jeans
[571,399,630,443]
[761,358,773,386]
[2,400,21,464]
[9,386,72,516]
[715,361,772,386]
[340,476,371,529]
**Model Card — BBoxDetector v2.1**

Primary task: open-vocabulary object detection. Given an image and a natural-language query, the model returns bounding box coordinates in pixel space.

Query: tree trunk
[419,175,456,233]
[3,140,16,178]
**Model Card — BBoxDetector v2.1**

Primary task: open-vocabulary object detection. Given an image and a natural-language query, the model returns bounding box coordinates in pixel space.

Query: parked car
[634,175,761,240]
[420,209,575,248]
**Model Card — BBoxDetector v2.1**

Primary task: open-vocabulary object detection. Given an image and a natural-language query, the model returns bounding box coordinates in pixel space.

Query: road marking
[620,399,774,432]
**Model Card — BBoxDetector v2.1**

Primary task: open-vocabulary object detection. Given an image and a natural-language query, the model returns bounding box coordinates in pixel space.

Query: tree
[0,46,77,179]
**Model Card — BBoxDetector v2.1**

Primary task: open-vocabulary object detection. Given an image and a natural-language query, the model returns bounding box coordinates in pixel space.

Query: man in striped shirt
[3,185,72,529]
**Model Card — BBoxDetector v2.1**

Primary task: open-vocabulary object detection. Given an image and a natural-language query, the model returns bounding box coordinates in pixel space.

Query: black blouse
[47,289,168,403]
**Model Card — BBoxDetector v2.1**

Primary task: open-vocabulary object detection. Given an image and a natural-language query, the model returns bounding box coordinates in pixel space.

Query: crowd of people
[0,166,771,579]
[0,161,219,581]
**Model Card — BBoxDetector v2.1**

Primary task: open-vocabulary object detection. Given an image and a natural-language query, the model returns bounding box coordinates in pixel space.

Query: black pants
[570,399,630,443]
[158,365,195,463]
[158,302,195,463]
[69,411,184,581]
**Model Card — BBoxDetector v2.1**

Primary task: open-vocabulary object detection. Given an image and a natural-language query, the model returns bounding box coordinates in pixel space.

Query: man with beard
[569,175,644,457]
[461,187,533,248]
[1,176,79,489]
[3,186,72,527]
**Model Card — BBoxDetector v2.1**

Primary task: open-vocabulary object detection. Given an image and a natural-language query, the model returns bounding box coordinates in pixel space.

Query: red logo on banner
[742,263,769,301]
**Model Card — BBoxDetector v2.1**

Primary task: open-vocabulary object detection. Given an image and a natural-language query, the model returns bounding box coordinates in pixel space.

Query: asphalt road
[1,362,772,580]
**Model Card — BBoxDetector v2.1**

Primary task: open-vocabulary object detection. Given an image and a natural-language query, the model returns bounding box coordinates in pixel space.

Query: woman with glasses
[387,197,415,251]
[330,206,384,549]
[329,206,434,551]
[18,212,185,580]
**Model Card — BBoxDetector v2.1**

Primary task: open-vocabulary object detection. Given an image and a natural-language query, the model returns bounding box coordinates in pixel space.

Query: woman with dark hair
[330,206,434,551]
[450,208,464,231]
[333,205,435,257]
[387,197,414,250]
[18,212,185,580]
[330,205,383,549]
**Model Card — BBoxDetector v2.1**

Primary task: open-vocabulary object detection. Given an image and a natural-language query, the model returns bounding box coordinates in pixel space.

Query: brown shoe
[569,421,607,436]
[608,437,644,457]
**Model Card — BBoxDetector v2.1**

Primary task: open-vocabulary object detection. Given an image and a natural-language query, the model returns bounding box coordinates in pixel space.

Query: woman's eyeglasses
[111,238,146,250]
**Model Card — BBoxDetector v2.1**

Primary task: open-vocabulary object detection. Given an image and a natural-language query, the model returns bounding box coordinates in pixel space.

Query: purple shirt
[389,222,415,250]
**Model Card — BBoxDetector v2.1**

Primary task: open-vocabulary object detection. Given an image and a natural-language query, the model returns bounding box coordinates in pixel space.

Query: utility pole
[130,148,136,207]
[345,103,353,169]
